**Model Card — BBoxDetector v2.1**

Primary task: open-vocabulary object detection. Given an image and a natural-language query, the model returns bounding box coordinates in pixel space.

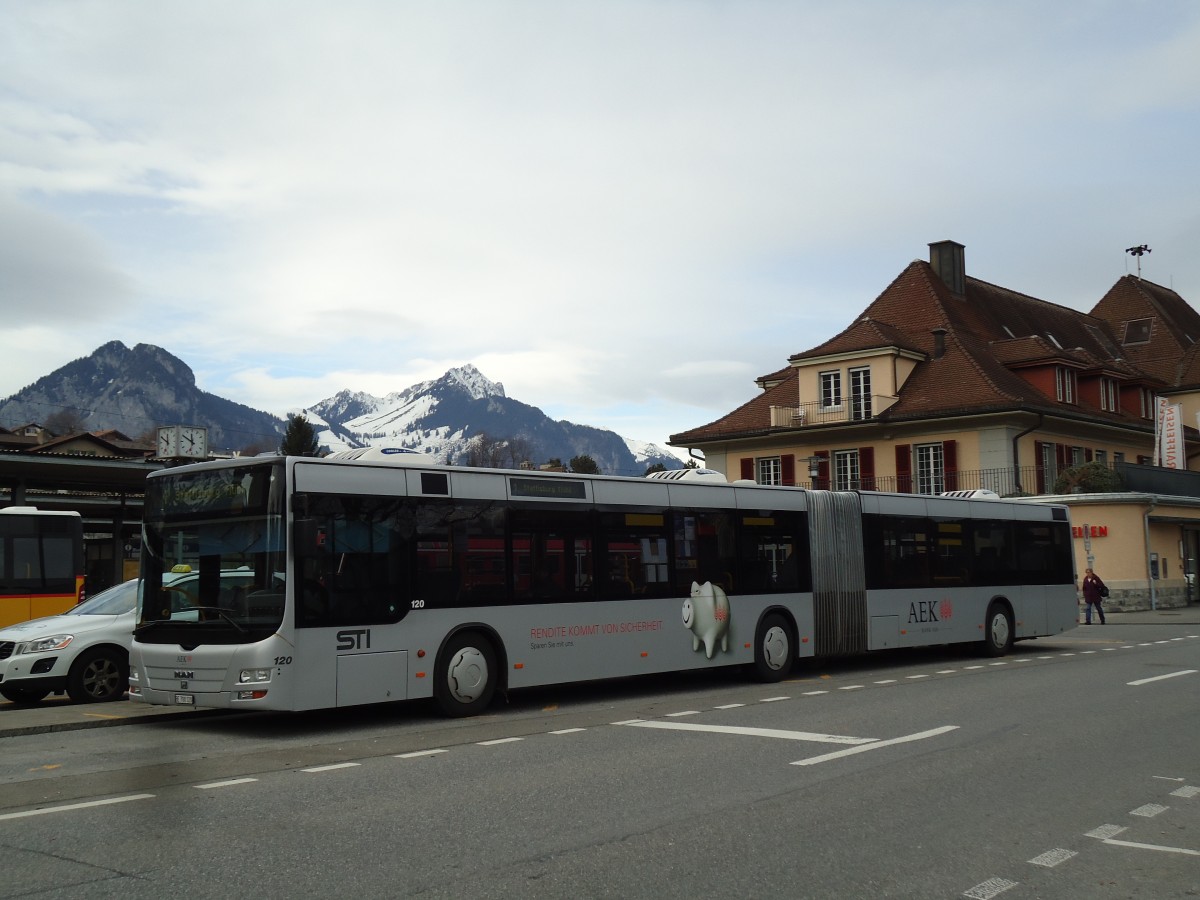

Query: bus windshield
[137,461,287,644]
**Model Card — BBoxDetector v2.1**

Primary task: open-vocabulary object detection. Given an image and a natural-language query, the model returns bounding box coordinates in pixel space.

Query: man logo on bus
[682,581,731,659]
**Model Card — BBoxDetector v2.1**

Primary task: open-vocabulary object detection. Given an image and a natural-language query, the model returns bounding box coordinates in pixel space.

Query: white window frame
[756,457,782,486]
[820,371,842,409]
[915,443,944,495]
[833,449,860,490]
[849,367,872,420]
[1055,367,1076,404]
[1099,377,1118,412]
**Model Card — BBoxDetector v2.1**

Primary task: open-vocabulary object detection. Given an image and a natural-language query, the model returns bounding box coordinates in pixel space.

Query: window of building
[1094,449,1107,465]
[849,367,872,420]
[1099,377,1119,412]
[1123,318,1153,345]
[756,457,781,486]
[1113,451,1125,465]
[833,449,860,490]
[1139,389,1155,419]
[1070,446,1085,466]
[820,371,842,409]
[1039,442,1057,490]
[915,443,944,495]
[1055,367,1077,404]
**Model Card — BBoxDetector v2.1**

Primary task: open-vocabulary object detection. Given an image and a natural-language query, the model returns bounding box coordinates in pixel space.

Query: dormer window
[1099,377,1119,412]
[820,371,842,409]
[1123,318,1153,345]
[1055,367,1077,404]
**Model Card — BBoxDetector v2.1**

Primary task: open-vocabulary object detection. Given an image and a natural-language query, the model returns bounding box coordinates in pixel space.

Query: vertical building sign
[1157,398,1183,469]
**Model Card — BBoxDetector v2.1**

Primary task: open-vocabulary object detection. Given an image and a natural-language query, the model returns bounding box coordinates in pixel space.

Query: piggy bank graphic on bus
[682,581,731,659]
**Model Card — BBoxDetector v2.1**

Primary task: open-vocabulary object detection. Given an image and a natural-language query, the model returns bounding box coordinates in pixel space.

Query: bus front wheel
[982,602,1014,657]
[752,613,794,682]
[435,632,497,717]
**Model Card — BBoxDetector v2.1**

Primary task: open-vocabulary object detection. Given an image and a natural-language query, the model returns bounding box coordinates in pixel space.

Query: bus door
[807,491,867,656]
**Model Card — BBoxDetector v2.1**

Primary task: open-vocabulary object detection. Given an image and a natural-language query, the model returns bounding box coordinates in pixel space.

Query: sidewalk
[1096,606,1200,625]
[0,696,219,738]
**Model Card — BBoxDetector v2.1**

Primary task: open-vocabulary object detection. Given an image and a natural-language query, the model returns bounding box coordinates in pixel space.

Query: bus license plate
[174,693,195,705]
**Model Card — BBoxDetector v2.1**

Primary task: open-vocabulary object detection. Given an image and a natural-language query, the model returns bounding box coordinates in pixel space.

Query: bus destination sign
[510,477,587,500]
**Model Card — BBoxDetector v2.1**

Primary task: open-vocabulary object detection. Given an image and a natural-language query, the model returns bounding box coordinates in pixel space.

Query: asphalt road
[1,610,1197,899]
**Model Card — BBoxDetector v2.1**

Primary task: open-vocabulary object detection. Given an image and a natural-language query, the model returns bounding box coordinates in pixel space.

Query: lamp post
[806,456,823,489]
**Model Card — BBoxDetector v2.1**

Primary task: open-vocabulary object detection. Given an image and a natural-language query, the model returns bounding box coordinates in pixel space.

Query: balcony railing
[799,464,1128,497]
[770,396,898,427]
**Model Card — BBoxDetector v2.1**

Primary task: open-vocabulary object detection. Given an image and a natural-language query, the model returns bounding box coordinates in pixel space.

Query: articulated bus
[129,452,1077,716]
[0,507,85,628]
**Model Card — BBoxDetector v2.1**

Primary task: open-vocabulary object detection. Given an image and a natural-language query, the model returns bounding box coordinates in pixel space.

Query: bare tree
[44,408,89,436]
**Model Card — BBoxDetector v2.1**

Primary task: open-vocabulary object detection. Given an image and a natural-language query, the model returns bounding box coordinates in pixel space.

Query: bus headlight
[239,668,271,684]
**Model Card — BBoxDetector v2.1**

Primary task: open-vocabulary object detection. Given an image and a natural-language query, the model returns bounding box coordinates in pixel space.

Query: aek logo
[907,600,941,624]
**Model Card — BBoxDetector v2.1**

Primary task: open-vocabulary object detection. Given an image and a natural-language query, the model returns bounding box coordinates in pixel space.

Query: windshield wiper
[188,607,248,634]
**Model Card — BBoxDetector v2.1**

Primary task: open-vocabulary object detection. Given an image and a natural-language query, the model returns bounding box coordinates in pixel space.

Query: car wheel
[434,631,497,717]
[0,686,50,705]
[66,647,129,703]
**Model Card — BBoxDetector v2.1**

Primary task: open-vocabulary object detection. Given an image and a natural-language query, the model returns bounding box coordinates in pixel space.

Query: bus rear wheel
[982,602,1014,657]
[752,613,794,682]
[435,632,497,717]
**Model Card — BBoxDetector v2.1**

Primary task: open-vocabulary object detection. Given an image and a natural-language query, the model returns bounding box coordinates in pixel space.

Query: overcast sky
[2,2,1198,455]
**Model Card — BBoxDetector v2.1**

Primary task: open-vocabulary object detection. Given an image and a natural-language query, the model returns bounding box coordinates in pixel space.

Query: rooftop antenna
[1125,244,1151,278]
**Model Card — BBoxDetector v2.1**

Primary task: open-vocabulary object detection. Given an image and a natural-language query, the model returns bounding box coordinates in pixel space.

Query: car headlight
[21,634,74,654]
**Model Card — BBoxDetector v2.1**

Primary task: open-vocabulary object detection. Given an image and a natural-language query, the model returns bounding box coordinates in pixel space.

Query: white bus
[129,454,1077,716]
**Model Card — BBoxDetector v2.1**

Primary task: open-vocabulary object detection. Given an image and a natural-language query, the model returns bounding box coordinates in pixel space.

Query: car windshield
[67,579,140,616]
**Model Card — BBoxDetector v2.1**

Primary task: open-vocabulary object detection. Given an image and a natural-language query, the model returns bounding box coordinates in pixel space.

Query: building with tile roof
[669,240,1200,610]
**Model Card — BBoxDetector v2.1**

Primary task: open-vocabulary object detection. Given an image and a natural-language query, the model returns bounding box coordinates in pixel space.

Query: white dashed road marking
[195,777,258,789]
[1127,669,1197,686]
[0,794,155,821]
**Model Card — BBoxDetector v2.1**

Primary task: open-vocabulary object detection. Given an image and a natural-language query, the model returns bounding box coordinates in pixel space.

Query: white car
[0,568,257,705]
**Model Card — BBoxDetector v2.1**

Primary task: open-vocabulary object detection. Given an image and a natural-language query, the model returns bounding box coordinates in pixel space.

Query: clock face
[179,427,207,459]
[156,426,178,458]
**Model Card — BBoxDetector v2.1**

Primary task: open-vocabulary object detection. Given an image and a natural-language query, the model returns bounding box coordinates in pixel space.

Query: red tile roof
[672,258,1188,445]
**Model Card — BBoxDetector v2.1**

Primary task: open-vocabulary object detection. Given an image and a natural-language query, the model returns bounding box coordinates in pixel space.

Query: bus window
[735,511,809,594]
[673,511,736,596]
[931,519,970,586]
[598,511,671,599]
[511,509,593,603]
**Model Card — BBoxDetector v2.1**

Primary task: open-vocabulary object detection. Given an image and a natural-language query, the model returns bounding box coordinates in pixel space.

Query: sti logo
[336,629,371,651]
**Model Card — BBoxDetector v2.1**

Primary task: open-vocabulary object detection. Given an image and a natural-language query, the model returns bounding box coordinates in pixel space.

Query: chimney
[931,327,947,359]
[928,240,965,295]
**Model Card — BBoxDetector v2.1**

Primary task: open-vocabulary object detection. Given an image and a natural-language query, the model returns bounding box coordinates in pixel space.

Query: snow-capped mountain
[299,364,683,476]
[0,343,683,474]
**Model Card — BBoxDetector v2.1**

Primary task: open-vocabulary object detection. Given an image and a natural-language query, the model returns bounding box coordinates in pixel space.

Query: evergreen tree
[569,454,599,474]
[280,413,320,457]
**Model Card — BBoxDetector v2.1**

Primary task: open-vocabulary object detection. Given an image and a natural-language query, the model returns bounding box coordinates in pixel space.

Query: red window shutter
[942,440,958,491]
[781,454,796,486]
[895,444,912,493]
[740,457,755,481]
[859,446,875,490]
[1056,443,1068,468]
[1085,448,1093,463]
[815,450,830,490]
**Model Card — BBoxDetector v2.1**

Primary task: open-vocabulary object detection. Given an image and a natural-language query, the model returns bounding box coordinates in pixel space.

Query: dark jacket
[1082,573,1106,604]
